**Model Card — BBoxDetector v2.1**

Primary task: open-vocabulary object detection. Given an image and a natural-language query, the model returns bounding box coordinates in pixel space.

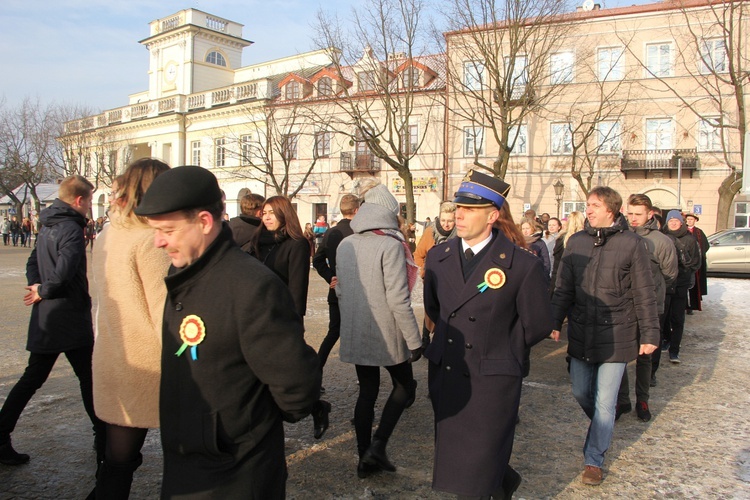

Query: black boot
[93,454,143,500]
[312,400,331,440]
[404,380,418,409]
[0,439,30,466]
[361,438,396,472]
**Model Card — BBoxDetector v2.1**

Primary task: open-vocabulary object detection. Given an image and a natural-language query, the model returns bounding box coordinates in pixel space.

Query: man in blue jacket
[0,175,104,466]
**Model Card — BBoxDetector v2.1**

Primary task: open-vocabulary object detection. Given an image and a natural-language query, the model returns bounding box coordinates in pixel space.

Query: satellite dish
[582,0,595,11]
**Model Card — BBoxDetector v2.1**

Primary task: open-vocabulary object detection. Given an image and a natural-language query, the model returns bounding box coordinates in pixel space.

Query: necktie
[465,248,474,261]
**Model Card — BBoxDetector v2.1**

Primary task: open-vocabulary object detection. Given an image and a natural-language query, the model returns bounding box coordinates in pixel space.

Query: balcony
[620,148,699,179]
[340,152,381,176]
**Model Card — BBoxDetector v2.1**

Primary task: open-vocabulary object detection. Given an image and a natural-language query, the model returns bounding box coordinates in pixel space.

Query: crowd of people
[0,162,711,499]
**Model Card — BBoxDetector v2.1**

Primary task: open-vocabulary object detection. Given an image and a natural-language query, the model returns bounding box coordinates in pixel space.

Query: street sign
[8,208,16,215]
[693,205,702,215]
[523,203,531,211]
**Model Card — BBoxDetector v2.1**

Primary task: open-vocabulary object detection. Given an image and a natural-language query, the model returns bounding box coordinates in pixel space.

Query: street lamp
[553,179,565,218]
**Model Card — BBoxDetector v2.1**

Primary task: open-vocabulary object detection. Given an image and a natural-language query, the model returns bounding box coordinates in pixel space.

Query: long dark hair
[494,202,527,248]
[251,196,304,253]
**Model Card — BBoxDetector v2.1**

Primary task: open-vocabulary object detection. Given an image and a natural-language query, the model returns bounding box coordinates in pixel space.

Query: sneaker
[670,354,681,364]
[582,465,603,485]
[661,342,670,352]
[615,402,632,421]
[650,374,657,387]
[0,440,30,466]
[636,401,652,422]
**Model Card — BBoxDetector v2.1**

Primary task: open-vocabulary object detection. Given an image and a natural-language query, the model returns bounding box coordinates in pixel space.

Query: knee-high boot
[94,454,143,500]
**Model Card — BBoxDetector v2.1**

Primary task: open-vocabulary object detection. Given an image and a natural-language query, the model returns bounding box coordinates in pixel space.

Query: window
[735,203,750,228]
[562,201,586,219]
[401,124,419,154]
[214,138,226,167]
[206,51,227,67]
[314,131,331,158]
[318,77,333,96]
[464,61,485,91]
[645,118,673,150]
[240,135,253,164]
[550,52,575,84]
[551,123,572,155]
[699,38,727,74]
[509,124,527,155]
[464,127,484,157]
[191,140,201,166]
[698,118,722,151]
[505,55,528,86]
[403,66,420,87]
[282,134,298,160]
[597,121,621,153]
[646,42,672,77]
[285,81,300,100]
[598,47,624,81]
[358,71,377,92]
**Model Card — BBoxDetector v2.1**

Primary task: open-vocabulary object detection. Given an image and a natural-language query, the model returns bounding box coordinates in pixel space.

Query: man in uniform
[424,170,553,499]
[135,166,321,499]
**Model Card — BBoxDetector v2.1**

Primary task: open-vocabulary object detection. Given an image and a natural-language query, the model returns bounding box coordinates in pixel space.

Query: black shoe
[686,309,693,315]
[615,402,631,421]
[320,386,326,394]
[404,380,418,409]
[312,400,331,440]
[501,465,522,499]
[357,459,381,478]
[362,438,396,472]
[650,374,657,387]
[636,401,652,422]
[670,354,681,364]
[0,440,30,466]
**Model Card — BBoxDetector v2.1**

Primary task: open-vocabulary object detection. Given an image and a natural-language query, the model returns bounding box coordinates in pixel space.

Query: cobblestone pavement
[1,245,749,499]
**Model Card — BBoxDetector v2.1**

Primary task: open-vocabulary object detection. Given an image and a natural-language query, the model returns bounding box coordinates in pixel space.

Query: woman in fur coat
[91,158,171,499]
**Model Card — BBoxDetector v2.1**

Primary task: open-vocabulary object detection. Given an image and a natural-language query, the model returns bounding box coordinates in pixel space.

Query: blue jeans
[569,358,626,468]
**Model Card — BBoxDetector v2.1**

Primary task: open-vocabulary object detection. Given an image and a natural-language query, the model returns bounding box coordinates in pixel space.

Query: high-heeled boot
[361,438,396,472]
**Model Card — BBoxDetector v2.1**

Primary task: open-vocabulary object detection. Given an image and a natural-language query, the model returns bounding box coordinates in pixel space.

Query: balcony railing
[340,152,381,172]
[620,148,699,171]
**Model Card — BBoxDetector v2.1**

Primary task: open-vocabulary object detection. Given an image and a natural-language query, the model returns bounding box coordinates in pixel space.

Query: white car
[706,228,750,275]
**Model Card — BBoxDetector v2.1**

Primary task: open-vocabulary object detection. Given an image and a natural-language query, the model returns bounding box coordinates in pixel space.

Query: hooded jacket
[664,223,702,289]
[630,217,678,315]
[25,198,93,353]
[227,214,261,252]
[551,213,659,363]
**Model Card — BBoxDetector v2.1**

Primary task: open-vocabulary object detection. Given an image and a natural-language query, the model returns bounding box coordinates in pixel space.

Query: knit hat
[665,210,684,224]
[363,184,400,215]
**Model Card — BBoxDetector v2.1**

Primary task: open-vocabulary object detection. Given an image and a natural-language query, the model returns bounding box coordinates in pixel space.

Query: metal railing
[340,151,381,172]
[620,148,699,171]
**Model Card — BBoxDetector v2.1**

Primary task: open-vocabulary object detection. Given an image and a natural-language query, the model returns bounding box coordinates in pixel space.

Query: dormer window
[318,77,333,96]
[206,51,227,67]
[403,66,420,87]
[285,81,301,100]
[358,71,377,92]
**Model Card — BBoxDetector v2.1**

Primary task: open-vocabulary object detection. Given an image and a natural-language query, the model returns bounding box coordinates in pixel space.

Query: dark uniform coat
[423,230,553,497]
[159,226,320,499]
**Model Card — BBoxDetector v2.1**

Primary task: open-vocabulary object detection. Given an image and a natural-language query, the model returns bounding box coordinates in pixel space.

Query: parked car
[706,228,750,275]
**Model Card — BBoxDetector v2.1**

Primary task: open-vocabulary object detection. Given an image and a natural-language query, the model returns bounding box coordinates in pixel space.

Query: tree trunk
[716,171,743,231]
[399,169,415,223]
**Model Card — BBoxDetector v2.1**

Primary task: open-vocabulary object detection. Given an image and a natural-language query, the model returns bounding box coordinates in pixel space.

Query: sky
[0,0,657,112]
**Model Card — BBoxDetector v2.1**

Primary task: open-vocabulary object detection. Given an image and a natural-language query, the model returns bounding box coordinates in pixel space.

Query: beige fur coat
[92,213,169,428]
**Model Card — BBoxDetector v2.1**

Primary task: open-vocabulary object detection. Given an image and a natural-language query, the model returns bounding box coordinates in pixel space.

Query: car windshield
[710,231,749,245]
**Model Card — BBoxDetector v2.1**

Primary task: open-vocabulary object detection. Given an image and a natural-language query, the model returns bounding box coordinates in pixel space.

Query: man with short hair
[551,186,659,485]
[135,166,320,498]
[0,175,105,467]
[617,194,678,422]
[312,193,360,385]
[228,192,265,251]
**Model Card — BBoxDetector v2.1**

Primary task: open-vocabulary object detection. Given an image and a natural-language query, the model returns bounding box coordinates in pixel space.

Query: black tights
[105,424,147,464]
[354,362,413,456]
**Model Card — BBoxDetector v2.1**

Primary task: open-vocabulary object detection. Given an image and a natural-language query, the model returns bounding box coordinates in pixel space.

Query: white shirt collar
[461,232,493,256]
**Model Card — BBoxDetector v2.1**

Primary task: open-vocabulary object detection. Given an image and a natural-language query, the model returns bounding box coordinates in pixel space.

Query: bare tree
[444,0,575,180]
[0,98,59,214]
[313,0,444,223]
[622,0,748,230]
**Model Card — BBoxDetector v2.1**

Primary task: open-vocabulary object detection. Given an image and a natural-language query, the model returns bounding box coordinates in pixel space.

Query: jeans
[569,357,626,468]
[0,347,104,444]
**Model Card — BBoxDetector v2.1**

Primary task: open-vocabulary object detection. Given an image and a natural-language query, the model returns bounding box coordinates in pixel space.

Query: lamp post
[553,179,565,218]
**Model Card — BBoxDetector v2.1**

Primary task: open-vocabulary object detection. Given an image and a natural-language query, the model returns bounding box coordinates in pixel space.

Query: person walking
[227,193,264,252]
[0,176,105,470]
[551,186,660,486]
[10,216,21,246]
[684,213,709,313]
[424,170,553,499]
[1,217,10,246]
[550,212,585,296]
[89,158,171,499]
[335,180,422,479]
[134,166,321,498]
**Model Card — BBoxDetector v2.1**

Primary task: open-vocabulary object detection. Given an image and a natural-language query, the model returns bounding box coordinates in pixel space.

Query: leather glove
[421,332,431,350]
[409,347,423,363]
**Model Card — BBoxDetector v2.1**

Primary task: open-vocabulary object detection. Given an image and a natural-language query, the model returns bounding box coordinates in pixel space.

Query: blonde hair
[113,158,170,225]
[563,211,585,247]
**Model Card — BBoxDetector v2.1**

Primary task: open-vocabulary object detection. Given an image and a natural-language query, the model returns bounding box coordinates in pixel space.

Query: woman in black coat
[250,196,310,318]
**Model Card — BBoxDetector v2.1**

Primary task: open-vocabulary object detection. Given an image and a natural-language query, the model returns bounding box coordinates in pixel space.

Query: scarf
[372,228,418,292]
[433,219,457,245]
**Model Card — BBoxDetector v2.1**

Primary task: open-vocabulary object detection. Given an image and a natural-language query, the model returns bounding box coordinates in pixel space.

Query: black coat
[159,225,320,499]
[251,228,310,317]
[25,199,93,353]
[552,214,660,364]
[664,224,702,290]
[227,214,261,252]
[423,230,553,496]
[312,218,354,304]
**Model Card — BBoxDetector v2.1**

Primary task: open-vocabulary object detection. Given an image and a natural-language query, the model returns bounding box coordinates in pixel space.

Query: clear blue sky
[0,0,656,112]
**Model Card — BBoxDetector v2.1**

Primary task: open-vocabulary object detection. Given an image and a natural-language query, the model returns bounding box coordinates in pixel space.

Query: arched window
[206,51,227,67]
